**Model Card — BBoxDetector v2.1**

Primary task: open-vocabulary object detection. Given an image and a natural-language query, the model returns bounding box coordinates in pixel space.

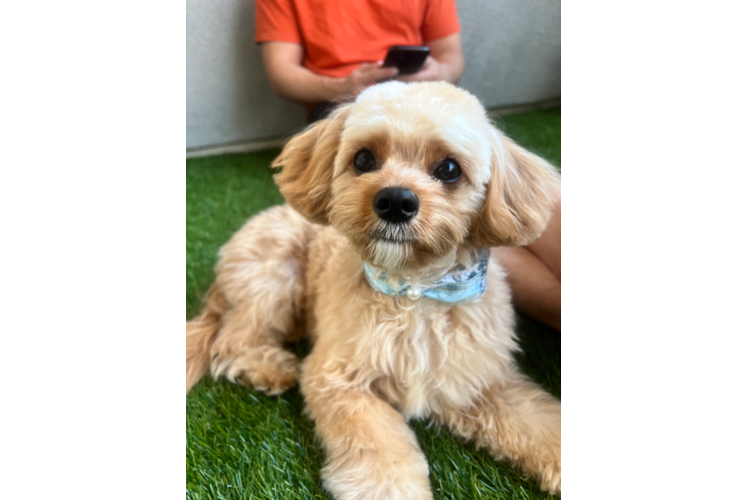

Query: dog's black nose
[373,187,419,223]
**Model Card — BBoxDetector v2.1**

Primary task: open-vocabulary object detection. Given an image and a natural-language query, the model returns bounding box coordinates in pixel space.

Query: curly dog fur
[186,81,561,498]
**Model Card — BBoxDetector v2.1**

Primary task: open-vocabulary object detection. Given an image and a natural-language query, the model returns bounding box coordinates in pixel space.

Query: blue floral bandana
[363,249,490,305]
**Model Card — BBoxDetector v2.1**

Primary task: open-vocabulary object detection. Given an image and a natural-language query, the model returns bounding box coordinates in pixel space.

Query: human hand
[343,62,399,97]
[396,56,445,83]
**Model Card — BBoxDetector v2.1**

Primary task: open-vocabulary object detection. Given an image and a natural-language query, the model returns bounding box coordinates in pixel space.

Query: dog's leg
[210,304,301,395]
[301,355,433,500]
[436,371,561,495]
[207,205,312,395]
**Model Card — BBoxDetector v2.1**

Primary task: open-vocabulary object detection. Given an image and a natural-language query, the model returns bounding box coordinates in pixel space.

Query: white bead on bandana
[363,249,490,305]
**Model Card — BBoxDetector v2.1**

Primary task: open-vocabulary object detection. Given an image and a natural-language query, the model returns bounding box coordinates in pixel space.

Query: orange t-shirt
[255,0,460,79]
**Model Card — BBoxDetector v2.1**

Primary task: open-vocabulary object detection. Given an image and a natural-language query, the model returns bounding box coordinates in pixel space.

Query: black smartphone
[382,46,430,75]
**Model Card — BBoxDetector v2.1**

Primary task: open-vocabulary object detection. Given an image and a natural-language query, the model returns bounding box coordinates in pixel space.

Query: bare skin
[397,34,464,85]
[495,192,561,331]
[260,33,465,104]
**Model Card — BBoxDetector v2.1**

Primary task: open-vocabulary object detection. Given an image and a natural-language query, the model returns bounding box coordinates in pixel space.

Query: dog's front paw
[539,459,561,496]
[213,346,300,395]
[322,449,433,500]
[532,434,561,496]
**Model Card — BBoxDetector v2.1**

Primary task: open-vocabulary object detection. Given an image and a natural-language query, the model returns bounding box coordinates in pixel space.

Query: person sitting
[255,0,464,122]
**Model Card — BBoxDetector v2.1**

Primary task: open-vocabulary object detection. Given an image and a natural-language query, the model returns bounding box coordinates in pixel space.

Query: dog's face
[274,82,559,273]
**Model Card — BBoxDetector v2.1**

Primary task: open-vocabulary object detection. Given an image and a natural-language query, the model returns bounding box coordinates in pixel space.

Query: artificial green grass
[187,107,561,500]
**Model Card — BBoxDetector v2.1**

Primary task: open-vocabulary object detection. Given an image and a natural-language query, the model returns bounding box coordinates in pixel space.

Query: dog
[186,81,561,499]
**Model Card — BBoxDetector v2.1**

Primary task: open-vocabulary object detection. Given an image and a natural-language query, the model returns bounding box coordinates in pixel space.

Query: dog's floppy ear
[272,105,352,225]
[472,129,561,247]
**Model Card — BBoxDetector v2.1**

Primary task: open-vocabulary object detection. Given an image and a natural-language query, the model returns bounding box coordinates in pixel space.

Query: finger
[358,61,385,73]
[363,67,399,84]
[358,64,378,72]
[397,72,420,83]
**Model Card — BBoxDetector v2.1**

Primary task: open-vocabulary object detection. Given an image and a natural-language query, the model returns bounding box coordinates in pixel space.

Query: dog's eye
[433,159,462,183]
[353,149,377,174]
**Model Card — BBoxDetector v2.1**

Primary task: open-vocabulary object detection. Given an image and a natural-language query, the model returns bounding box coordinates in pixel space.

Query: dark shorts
[307,102,340,124]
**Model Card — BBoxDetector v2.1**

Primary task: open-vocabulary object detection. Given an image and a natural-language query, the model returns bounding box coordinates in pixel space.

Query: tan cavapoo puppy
[186,81,561,498]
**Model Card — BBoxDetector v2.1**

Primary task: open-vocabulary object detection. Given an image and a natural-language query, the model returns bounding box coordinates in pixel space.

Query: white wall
[186,0,560,151]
